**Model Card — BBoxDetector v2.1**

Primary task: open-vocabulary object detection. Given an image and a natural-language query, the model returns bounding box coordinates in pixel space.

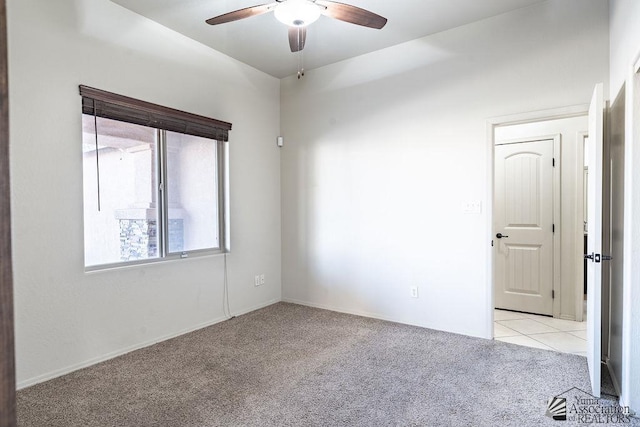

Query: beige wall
[8,0,282,387]
[280,0,609,338]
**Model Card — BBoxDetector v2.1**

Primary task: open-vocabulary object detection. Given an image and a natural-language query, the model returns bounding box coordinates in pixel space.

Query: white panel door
[494,139,554,315]
[586,83,604,398]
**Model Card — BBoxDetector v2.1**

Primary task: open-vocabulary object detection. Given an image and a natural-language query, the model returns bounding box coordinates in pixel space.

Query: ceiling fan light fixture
[274,0,321,27]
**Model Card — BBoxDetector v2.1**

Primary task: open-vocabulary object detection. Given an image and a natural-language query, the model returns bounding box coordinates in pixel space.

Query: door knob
[496,233,509,239]
[584,253,613,262]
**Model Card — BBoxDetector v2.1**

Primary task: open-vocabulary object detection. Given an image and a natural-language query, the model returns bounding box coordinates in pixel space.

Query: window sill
[84,249,228,273]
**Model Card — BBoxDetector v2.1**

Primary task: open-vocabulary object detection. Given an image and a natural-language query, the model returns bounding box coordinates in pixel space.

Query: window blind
[79,85,232,141]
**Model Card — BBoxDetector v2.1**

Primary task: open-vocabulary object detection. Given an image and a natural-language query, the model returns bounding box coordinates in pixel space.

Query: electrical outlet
[254,275,260,287]
[260,274,265,285]
[410,286,419,298]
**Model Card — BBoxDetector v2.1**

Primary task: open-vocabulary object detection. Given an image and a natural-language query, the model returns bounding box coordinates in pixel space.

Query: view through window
[80,86,230,269]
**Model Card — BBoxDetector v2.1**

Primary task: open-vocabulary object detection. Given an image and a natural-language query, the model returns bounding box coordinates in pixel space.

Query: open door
[586,83,604,397]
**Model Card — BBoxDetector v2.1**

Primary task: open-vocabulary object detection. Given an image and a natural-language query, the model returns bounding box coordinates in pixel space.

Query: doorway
[490,115,589,355]
[491,113,588,322]
[490,86,612,398]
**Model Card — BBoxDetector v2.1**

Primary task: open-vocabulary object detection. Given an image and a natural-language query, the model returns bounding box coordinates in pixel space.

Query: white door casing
[494,138,555,316]
[586,83,604,398]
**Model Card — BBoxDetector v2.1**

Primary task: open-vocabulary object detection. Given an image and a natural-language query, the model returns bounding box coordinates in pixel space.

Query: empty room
[1,0,640,425]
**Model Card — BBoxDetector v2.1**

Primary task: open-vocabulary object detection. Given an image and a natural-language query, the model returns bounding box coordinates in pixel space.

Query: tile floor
[494,309,587,356]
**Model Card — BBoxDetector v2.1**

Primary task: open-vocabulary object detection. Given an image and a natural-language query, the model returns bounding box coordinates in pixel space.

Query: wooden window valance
[79,85,232,141]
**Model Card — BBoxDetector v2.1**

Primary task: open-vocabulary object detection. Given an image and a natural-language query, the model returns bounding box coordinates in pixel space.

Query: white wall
[8,0,282,387]
[609,0,640,414]
[280,0,609,338]
[610,0,640,95]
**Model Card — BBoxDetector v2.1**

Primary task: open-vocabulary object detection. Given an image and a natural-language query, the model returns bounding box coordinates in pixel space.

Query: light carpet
[17,302,637,426]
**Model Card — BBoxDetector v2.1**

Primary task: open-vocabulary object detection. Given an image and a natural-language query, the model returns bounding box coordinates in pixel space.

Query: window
[80,86,231,269]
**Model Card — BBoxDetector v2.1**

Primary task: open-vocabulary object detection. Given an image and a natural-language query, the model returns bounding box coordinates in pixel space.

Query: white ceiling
[110,0,548,79]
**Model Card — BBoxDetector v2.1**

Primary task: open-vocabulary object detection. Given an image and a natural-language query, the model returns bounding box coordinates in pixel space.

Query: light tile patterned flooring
[494,309,587,356]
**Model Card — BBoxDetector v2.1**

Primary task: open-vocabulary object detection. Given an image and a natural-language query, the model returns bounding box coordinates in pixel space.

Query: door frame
[486,104,589,338]
[576,130,588,323]
[619,49,640,412]
[0,0,16,425]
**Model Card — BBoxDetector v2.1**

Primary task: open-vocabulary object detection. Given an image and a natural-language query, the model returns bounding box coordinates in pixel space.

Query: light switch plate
[463,200,482,214]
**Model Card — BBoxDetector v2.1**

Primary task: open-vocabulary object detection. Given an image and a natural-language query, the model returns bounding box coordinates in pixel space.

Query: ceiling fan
[205,0,387,54]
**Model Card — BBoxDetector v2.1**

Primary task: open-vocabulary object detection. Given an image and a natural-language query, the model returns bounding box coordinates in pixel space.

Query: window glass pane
[165,131,219,252]
[82,115,159,266]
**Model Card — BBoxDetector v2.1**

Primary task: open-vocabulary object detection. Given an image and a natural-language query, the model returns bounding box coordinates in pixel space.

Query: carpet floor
[17,302,638,426]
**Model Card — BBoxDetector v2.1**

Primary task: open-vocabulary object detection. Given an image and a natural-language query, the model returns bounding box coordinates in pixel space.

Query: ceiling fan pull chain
[297,49,303,79]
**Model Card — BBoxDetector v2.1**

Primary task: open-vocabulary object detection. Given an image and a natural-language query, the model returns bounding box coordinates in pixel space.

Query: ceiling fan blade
[317,1,387,29]
[206,2,277,25]
[288,26,307,52]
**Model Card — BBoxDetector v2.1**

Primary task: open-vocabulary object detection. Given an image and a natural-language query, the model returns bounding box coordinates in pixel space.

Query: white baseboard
[17,298,280,390]
[231,298,280,318]
[282,298,489,339]
[282,297,426,329]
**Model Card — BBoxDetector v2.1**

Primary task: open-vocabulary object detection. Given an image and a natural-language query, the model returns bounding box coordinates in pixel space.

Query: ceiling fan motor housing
[274,0,321,27]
